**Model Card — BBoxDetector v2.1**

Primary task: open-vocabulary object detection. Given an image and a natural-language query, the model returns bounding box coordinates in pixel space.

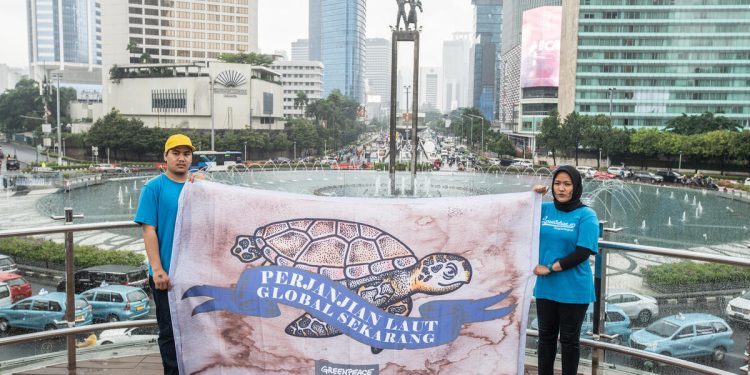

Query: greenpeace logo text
[315,361,379,375]
[541,216,576,232]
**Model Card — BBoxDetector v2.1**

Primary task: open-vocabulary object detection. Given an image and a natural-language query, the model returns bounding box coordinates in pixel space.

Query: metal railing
[0,219,748,374]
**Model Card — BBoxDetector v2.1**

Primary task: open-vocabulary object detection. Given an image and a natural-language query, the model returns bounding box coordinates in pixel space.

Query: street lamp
[243,141,248,162]
[678,151,683,171]
[461,115,474,151]
[209,77,216,151]
[403,85,411,113]
[293,141,297,161]
[51,72,63,166]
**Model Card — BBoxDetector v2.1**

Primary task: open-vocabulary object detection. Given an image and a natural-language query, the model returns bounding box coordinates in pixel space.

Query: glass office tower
[318,0,366,103]
[574,0,750,129]
[472,0,503,121]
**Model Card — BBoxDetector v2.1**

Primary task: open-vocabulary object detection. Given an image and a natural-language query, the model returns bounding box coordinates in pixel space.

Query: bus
[190,151,243,172]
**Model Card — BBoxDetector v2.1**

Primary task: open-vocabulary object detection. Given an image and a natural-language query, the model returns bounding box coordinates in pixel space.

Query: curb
[16,264,65,282]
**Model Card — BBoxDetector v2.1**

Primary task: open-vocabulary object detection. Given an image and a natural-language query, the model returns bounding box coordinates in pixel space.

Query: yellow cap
[164,134,195,153]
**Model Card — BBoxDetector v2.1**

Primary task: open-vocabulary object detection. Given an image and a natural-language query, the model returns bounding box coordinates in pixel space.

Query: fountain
[681,211,687,222]
[117,187,124,206]
[641,220,646,230]
[670,191,674,199]
[667,217,672,226]
[684,193,689,202]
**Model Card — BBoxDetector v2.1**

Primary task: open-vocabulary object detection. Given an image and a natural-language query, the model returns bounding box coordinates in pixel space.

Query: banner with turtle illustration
[169,181,541,374]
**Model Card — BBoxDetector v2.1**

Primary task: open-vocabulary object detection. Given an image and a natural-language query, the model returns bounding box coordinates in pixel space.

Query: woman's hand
[533,264,552,276]
[532,185,548,195]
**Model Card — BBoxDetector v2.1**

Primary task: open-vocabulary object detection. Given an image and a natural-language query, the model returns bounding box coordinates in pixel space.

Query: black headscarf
[551,165,585,212]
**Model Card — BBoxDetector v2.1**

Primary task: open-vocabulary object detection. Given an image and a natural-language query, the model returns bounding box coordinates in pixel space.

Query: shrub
[642,261,750,293]
[0,237,144,270]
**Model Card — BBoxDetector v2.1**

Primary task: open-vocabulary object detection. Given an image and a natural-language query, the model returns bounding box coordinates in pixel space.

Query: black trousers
[150,277,179,375]
[536,298,589,375]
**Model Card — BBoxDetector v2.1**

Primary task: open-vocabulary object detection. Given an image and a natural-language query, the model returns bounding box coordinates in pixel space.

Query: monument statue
[396,0,408,30]
[408,0,423,30]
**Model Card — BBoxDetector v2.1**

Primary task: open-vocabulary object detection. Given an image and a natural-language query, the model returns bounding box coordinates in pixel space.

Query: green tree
[665,112,742,135]
[218,52,274,67]
[729,131,750,167]
[85,109,159,160]
[537,110,563,166]
[0,79,44,137]
[559,112,590,165]
[293,92,309,116]
[629,128,662,168]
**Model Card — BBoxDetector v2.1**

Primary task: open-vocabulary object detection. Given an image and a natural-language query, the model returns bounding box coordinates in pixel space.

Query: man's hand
[189,172,206,183]
[532,185,548,195]
[153,268,171,290]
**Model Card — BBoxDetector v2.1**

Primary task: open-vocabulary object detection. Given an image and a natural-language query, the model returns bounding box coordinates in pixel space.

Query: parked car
[57,265,149,294]
[0,254,18,273]
[725,290,750,324]
[633,171,664,183]
[532,304,632,345]
[0,292,93,334]
[511,158,533,168]
[655,170,683,183]
[629,313,733,362]
[320,157,338,165]
[272,157,291,164]
[607,166,632,178]
[0,272,32,303]
[0,283,11,308]
[80,285,150,322]
[605,289,659,324]
[98,326,159,346]
[593,170,618,180]
[89,163,124,173]
[745,177,750,186]
[6,159,20,171]
[576,166,595,178]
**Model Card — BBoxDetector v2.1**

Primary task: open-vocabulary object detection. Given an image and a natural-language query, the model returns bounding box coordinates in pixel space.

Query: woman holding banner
[532,166,599,375]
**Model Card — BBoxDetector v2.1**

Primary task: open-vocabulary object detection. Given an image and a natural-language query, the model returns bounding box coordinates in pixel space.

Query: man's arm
[142,224,170,290]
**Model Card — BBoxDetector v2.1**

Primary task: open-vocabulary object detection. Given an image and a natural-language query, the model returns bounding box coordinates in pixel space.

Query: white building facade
[442,33,473,112]
[419,67,440,112]
[106,62,283,130]
[271,60,324,118]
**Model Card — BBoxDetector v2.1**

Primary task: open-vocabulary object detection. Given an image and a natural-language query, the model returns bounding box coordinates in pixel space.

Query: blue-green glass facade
[320,0,366,103]
[472,0,503,121]
[28,0,101,66]
[575,0,750,129]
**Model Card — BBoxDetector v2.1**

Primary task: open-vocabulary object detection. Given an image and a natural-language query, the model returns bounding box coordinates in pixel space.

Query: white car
[605,289,659,324]
[0,283,11,308]
[745,177,750,186]
[607,167,632,178]
[576,166,595,178]
[726,290,750,324]
[97,326,158,346]
[511,159,533,168]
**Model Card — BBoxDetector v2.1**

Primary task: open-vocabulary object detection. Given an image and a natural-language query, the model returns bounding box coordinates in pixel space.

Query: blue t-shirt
[134,174,185,275]
[534,202,599,304]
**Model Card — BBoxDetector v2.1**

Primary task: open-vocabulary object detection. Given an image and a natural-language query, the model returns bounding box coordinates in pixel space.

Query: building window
[260,117,275,125]
[152,89,187,112]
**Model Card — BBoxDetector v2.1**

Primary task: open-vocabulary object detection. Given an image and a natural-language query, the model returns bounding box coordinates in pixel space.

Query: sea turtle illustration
[230,218,472,352]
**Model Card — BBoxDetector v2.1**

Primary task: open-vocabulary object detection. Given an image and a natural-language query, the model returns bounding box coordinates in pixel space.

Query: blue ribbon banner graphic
[183,266,516,350]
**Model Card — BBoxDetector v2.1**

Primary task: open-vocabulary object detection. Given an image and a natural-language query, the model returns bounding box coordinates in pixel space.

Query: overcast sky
[0,0,474,71]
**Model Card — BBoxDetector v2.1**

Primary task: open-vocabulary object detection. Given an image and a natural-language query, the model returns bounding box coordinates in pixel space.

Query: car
[576,166,595,178]
[57,265,149,294]
[745,178,750,186]
[725,290,750,324]
[89,163,124,173]
[593,170,618,180]
[272,157,291,164]
[0,254,18,273]
[97,326,159,346]
[0,292,93,335]
[531,304,632,345]
[6,159,20,171]
[0,283,11,308]
[633,171,664,183]
[605,289,659,324]
[80,285,150,322]
[0,272,32,303]
[655,170,683,183]
[511,158,533,168]
[629,313,733,362]
[607,166,632,178]
[320,157,338,165]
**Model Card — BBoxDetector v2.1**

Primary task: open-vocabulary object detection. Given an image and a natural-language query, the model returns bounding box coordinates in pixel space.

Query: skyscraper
[419,67,440,111]
[101,0,258,69]
[500,0,561,129]
[442,32,473,112]
[291,39,309,61]
[308,0,322,61]
[365,38,391,108]
[310,0,366,102]
[560,0,750,129]
[27,0,102,86]
[472,0,503,121]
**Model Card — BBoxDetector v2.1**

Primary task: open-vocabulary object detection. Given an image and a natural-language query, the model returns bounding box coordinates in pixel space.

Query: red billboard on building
[520,6,562,88]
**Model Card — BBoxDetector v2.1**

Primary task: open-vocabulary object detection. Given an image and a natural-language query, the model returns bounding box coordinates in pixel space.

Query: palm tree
[293,92,309,117]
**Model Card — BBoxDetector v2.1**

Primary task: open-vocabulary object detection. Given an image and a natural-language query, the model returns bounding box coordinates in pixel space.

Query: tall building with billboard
[519,6,561,137]
[312,0,366,103]
[27,0,102,88]
[442,32,473,112]
[560,0,750,129]
[499,0,561,130]
[472,0,503,121]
